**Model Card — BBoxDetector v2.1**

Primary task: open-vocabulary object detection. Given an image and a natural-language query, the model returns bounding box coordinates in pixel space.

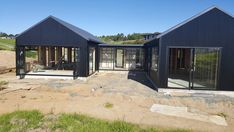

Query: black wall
[158,8,234,90]
[16,17,92,77]
[144,38,160,86]
[17,17,87,47]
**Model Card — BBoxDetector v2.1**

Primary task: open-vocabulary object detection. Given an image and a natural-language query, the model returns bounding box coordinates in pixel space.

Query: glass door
[116,49,124,68]
[16,46,26,78]
[73,48,80,78]
[168,47,221,90]
[168,48,191,89]
[191,48,220,90]
[89,47,95,75]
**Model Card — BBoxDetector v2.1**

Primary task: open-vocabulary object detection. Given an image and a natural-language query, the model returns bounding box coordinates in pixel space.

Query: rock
[10,117,28,126]
[91,88,96,92]
[44,114,59,122]
[150,104,228,126]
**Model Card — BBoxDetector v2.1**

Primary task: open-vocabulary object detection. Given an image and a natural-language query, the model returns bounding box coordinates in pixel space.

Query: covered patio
[16,16,102,79]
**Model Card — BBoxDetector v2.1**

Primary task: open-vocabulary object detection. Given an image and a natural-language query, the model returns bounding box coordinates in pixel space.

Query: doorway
[168,47,220,90]
[116,49,124,68]
[89,47,95,75]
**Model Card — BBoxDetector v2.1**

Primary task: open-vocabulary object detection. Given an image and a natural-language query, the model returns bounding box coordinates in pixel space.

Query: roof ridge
[16,16,51,38]
[143,6,233,45]
[157,6,223,39]
[17,15,102,43]
[50,16,89,39]
[50,16,102,43]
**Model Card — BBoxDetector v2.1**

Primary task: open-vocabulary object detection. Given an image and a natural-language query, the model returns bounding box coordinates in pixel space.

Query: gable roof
[146,6,233,43]
[17,15,102,43]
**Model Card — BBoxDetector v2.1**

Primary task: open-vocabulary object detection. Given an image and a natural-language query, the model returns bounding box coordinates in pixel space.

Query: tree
[0,32,8,37]
[8,34,14,37]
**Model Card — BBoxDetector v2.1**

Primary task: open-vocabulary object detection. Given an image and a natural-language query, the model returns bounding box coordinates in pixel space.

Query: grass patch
[104,102,113,109]
[30,97,38,100]
[52,113,189,132]
[0,80,8,86]
[217,112,228,119]
[0,110,191,132]
[0,39,15,51]
[0,110,43,132]
[0,39,15,45]
[0,80,8,90]
[26,51,37,58]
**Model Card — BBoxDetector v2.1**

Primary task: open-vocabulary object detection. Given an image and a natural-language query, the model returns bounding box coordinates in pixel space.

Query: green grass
[0,80,8,86]
[104,102,114,109]
[0,110,43,132]
[0,39,15,50]
[217,112,228,119]
[0,80,8,90]
[26,51,37,58]
[0,110,191,132]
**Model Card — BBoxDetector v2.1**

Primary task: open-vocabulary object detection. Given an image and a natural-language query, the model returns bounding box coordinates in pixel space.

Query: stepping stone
[150,104,227,126]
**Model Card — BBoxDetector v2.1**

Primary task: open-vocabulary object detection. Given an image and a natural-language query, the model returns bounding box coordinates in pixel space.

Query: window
[151,47,158,71]
[125,48,144,70]
[89,47,95,74]
[99,48,114,69]
[177,48,185,69]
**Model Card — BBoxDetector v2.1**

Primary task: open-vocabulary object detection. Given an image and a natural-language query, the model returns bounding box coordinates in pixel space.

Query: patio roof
[16,16,102,46]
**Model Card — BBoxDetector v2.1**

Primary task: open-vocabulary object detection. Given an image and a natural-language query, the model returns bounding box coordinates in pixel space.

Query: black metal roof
[17,15,102,43]
[50,16,102,43]
[144,6,234,45]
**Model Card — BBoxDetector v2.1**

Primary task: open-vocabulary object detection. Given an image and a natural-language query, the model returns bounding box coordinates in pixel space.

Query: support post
[68,48,72,63]
[57,47,62,61]
[38,46,46,66]
[48,47,55,67]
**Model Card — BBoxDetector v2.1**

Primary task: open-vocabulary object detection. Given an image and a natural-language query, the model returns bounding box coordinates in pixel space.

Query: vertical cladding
[157,8,234,90]
[15,16,102,78]
[17,18,88,47]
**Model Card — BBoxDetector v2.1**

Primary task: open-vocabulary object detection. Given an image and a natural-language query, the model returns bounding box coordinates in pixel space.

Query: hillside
[0,39,15,50]
[98,33,150,44]
[101,39,146,44]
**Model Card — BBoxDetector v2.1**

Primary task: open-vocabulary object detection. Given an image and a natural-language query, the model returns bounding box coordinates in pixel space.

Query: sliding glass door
[168,48,191,88]
[116,49,124,68]
[192,48,220,89]
[168,47,221,90]
[89,47,95,75]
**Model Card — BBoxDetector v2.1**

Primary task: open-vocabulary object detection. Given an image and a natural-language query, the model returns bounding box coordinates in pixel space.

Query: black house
[16,16,102,79]
[16,6,234,91]
[145,7,234,91]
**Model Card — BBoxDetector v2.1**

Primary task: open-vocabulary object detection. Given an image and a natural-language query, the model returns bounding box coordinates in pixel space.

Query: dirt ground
[0,50,35,70]
[0,50,15,69]
[0,72,234,132]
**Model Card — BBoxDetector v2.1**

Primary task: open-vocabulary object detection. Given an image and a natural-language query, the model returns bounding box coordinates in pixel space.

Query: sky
[0,0,234,36]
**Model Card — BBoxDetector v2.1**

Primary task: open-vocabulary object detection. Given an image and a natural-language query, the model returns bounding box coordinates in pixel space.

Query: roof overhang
[144,6,234,45]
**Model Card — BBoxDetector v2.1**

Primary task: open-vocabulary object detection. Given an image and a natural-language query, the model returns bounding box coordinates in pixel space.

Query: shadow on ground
[127,71,156,91]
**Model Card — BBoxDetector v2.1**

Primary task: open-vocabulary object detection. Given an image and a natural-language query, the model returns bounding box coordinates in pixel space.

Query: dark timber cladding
[145,7,234,91]
[16,16,102,77]
[15,6,234,91]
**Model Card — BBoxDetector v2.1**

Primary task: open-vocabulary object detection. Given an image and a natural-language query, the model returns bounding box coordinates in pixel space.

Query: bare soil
[0,72,234,132]
[0,50,15,69]
[0,50,35,71]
